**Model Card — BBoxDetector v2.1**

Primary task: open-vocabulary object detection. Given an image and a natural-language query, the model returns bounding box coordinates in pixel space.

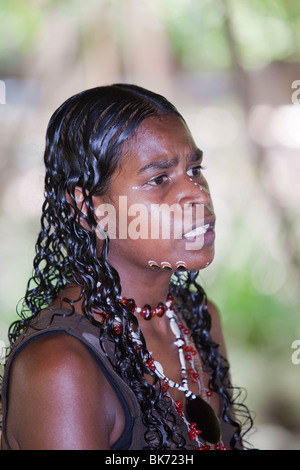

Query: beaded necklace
[121,293,225,449]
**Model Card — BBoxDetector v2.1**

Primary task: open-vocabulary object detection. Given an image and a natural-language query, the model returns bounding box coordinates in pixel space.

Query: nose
[178,173,212,209]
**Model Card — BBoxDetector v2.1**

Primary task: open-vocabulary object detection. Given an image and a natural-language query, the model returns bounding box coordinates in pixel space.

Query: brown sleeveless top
[1,308,199,450]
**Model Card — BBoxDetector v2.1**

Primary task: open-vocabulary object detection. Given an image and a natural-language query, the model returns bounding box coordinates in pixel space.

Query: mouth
[182,217,215,240]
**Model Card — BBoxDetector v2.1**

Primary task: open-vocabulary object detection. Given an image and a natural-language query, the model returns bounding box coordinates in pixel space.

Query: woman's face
[93,113,215,274]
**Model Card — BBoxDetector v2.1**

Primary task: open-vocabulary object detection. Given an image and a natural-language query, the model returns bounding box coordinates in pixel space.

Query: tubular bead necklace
[121,293,224,449]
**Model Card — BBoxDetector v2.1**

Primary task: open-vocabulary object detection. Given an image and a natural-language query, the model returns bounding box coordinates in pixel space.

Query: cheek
[126,203,151,240]
[116,200,181,241]
[99,194,215,271]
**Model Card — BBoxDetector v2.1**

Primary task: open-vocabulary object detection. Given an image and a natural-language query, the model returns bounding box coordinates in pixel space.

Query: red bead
[174,400,184,416]
[141,305,152,320]
[206,390,213,397]
[167,293,174,306]
[147,358,156,371]
[162,380,168,395]
[124,298,136,312]
[188,422,202,442]
[156,302,165,317]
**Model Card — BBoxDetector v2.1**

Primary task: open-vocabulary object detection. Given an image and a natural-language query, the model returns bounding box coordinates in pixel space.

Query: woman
[1,84,253,450]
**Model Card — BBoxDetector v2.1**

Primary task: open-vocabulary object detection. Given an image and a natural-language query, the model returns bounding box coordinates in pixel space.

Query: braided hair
[7,84,253,449]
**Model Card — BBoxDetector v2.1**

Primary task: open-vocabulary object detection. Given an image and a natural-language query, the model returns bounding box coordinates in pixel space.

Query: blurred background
[0,0,300,449]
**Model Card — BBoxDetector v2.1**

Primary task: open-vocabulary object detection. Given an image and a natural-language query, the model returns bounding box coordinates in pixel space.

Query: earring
[148,260,160,269]
[161,261,172,271]
[176,261,187,271]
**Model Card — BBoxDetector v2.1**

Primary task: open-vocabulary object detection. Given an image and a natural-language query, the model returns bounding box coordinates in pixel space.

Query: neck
[112,262,174,336]
[114,262,173,308]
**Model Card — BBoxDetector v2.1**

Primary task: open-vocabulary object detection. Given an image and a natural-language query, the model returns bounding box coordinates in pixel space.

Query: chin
[184,247,215,271]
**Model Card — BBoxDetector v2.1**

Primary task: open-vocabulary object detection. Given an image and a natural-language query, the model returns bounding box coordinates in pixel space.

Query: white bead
[178,348,186,367]
[169,319,181,338]
[174,339,184,348]
[154,360,164,376]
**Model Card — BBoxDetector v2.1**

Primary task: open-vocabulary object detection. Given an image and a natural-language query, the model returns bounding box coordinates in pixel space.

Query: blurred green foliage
[159,0,300,70]
[1,0,300,69]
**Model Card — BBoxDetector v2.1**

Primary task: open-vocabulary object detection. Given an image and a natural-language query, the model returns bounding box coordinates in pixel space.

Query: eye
[186,165,204,178]
[147,174,168,186]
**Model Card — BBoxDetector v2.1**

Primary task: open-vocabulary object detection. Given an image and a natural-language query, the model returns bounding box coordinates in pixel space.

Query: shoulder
[10,333,102,393]
[7,333,123,449]
[206,299,221,329]
[14,332,94,368]
[11,334,102,392]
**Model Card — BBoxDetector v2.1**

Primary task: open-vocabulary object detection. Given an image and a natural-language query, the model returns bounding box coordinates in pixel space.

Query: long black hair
[6,84,253,449]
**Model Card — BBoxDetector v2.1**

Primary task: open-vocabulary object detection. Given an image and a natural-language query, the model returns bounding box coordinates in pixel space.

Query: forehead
[120,114,198,172]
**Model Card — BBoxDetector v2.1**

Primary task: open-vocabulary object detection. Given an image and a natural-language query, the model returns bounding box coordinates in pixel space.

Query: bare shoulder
[7,333,124,449]
[10,333,105,395]
[12,333,99,376]
[207,299,228,357]
[206,299,222,329]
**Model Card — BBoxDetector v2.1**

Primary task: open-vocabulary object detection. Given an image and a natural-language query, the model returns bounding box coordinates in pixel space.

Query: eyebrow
[138,149,203,174]
[189,149,203,163]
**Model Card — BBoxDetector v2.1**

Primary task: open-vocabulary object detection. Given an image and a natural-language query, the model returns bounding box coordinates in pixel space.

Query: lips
[182,217,215,240]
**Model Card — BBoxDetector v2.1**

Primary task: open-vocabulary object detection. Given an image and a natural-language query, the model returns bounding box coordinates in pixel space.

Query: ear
[66,187,110,240]
[74,187,87,215]
[65,186,91,230]
[93,196,115,241]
